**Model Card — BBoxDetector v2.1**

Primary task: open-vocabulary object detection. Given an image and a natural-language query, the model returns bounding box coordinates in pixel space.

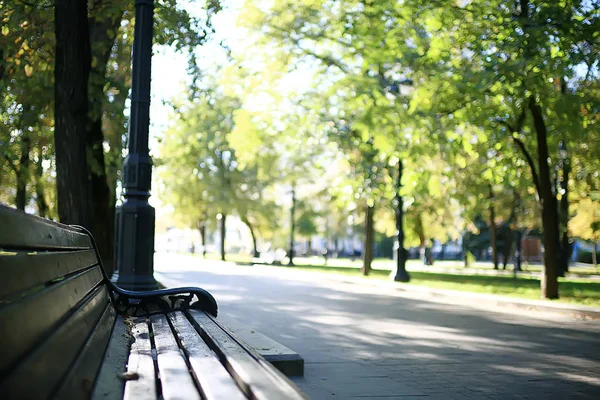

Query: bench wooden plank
[0,250,99,300]
[0,286,111,399]
[91,315,130,400]
[124,318,156,400]
[0,206,306,400]
[218,316,304,377]
[187,310,306,400]
[54,304,116,399]
[0,205,92,250]
[0,265,104,374]
[168,312,246,400]
[150,314,201,400]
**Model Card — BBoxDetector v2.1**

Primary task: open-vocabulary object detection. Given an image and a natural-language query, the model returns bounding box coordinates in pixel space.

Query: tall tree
[54,0,92,226]
[406,0,599,298]
[158,83,278,261]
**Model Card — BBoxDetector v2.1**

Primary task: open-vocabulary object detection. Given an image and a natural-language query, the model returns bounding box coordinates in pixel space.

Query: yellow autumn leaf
[24,64,33,77]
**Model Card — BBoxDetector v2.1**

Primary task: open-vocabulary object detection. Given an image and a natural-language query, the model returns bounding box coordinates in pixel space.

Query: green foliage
[0,0,223,218]
[157,82,279,243]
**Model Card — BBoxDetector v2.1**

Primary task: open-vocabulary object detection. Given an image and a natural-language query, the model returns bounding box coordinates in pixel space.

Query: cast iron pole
[112,0,158,290]
[393,160,410,282]
[289,186,296,265]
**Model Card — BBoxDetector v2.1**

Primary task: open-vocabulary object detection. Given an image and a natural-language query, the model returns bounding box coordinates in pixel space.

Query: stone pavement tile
[304,361,394,379]
[424,395,490,400]
[156,256,600,400]
[571,391,600,399]
[292,379,425,399]
[450,393,491,400]
[295,361,426,399]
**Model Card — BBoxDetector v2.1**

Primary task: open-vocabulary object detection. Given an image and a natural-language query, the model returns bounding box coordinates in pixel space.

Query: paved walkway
[155,253,600,400]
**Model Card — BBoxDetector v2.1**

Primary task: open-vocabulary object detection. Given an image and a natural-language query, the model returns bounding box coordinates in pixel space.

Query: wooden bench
[0,206,306,399]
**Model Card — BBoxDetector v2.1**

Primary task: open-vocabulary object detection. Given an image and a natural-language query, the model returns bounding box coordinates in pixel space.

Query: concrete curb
[156,279,304,376]
[219,316,304,377]
[318,273,600,320]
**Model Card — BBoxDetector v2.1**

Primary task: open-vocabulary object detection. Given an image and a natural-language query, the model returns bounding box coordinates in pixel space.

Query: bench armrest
[70,225,218,317]
[109,284,218,317]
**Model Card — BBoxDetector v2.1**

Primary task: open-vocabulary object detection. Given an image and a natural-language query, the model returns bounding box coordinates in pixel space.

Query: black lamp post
[112,0,158,290]
[288,186,296,265]
[392,159,410,282]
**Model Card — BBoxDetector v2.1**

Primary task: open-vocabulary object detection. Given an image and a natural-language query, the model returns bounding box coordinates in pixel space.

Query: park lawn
[275,263,600,307]
[203,252,254,264]
[293,256,600,275]
[195,252,600,306]
[407,273,600,306]
[201,252,600,275]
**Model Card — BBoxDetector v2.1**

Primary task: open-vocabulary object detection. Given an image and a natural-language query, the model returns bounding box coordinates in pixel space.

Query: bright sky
[149,0,249,142]
[146,0,269,212]
[144,0,321,215]
[148,0,319,145]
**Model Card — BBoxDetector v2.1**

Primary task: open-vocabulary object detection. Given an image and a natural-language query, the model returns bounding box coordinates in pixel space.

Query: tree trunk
[288,187,296,265]
[593,243,597,267]
[242,217,259,258]
[15,132,31,211]
[88,119,114,274]
[488,184,499,269]
[54,0,92,227]
[415,214,426,263]
[514,230,523,271]
[362,203,374,276]
[393,160,409,282]
[463,232,470,267]
[197,220,207,257]
[323,217,329,264]
[220,214,226,261]
[502,229,513,270]
[86,4,124,277]
[34,148,49,218]
[504,191,520,270]
[557,155,571,277]
[333,235,339,256]
[529,97,559,299]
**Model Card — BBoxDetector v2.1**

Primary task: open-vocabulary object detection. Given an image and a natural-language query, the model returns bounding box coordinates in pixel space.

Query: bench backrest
[0,205,115,399]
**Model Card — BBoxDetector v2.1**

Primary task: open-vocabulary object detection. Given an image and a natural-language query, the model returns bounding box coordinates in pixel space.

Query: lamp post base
[392,269,410,282]
[113,197,158,291]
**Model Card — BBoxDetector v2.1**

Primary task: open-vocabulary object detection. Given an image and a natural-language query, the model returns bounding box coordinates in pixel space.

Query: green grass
[197,252,600,274]
[203,252,254,264]
[272,262,600,307]
[191,252,600,306]
[291,256,600,275]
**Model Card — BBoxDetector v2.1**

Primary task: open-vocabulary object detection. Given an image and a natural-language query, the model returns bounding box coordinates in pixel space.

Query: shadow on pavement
[157,263,600,399]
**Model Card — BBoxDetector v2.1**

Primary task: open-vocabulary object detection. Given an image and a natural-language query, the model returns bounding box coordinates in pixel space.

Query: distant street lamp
[557,140,570,277]
[392,159,410,282]
[386,77,413,282]
[288,186,296,265]
[112,0,158,290]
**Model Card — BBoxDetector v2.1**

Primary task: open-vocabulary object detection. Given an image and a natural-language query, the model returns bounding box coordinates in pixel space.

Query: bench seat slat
[168,311,246,400]
[0,250,99,300]
[0,266,104,374]
[187,310,306,400]
[0,205,306,399]
[150,314,201,400]
[54,303,116,399]
[0,286,111,399]
[91,315,130,400]
[0,206,92,250]
[124,318,156,400]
